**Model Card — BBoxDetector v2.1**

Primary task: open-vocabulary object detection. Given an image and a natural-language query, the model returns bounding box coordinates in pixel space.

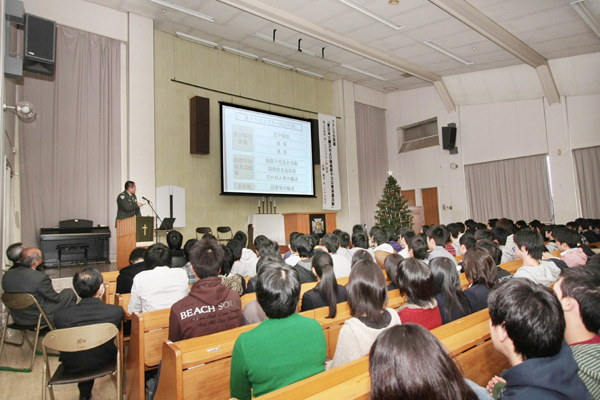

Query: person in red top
[169,235,243,341]
[395,258,442,330]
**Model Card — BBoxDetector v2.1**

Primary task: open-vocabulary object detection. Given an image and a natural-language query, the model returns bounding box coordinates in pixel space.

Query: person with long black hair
[429,257,471,324]
[463,247,498,312]
[300,252,346,317]
[369,324,486,400]
[328,260,400,369]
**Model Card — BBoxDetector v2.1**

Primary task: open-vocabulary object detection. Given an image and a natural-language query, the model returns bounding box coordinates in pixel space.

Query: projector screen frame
[219,102,317,198]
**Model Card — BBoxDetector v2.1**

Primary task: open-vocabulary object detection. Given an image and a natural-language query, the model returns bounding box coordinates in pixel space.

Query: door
[402,189,416,207]
[421,187,439,226]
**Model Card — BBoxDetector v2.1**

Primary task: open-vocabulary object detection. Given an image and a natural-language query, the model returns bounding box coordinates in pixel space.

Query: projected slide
[221,103,315,197]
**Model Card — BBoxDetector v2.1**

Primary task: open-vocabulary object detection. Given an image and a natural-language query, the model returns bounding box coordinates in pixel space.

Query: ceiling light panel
[149,0,216,22]
[222,46,258,60]
[295,68,324,79]
[175,31,218,48]
[424,41,473,65]
[338,0,403,30]
[262,58,294,70]
[340,64,388,80]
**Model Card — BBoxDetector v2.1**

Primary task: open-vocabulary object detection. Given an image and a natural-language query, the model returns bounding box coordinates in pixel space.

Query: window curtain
[464,154,553,223]
[573,146,600,218]
[355,102,388,230]
[20,26,121,256]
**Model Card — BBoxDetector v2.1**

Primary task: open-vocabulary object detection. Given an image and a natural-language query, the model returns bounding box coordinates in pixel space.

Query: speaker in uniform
[116,181,143,222]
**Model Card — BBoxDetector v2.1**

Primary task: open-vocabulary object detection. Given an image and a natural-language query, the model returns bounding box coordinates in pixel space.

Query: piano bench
[56,243,89,269]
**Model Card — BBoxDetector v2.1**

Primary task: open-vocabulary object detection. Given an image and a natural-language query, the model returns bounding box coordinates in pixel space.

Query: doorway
[402,189,416,207]
[421,187,439,226]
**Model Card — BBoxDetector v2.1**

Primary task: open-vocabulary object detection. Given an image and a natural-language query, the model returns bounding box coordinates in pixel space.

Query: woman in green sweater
[230,260,326,399]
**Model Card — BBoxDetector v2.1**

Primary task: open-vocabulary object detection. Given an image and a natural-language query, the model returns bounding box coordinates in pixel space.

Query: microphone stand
[145,199,163,243]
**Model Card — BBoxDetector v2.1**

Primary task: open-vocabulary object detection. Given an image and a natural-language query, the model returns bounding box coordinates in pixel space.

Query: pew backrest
[101,270,120,304]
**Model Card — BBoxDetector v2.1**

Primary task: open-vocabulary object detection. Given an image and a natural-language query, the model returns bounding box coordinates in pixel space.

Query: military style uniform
[116,190,142,221]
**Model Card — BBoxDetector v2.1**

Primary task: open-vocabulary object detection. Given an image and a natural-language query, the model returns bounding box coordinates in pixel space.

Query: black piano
[40,224,111,268]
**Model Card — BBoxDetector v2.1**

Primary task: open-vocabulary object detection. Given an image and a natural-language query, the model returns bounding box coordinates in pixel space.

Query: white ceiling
[84,0,600,93]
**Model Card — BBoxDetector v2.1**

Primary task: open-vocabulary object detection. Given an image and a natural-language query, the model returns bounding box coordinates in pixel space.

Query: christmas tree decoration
[374,172,413,230]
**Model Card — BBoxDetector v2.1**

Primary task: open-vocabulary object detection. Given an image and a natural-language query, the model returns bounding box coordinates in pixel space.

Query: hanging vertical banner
[318,113,341,210]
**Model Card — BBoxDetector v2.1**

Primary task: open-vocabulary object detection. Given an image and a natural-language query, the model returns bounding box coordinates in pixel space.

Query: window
[397,118,438,153]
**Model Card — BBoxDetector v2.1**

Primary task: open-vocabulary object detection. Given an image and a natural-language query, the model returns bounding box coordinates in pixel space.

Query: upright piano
[39,226,111,267]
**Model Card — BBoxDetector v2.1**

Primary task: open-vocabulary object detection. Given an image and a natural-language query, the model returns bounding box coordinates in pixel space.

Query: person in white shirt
[321,233,351,279]
[229,231,259,277]
[128,243,189,314]
[348,231,373,261]
[333,230,353,263]
[513,230,561,287]
[285,232,302,267]
[398,228,415,259]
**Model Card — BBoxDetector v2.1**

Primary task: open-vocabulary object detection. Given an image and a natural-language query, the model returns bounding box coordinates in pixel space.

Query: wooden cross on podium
[142,224,148,236]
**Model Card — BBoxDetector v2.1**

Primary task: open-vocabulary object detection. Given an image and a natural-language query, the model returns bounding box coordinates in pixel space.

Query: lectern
[116,216,154,269]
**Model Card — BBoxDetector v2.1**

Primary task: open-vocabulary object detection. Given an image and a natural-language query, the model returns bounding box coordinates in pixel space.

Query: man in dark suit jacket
[1,248,76,326]
[54,268,124,400]
[116,247,146,294]
[116,180,143,222]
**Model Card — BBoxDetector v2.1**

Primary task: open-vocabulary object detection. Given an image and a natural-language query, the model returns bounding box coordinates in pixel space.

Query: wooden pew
[501,259,523,274]
[155,309,316,400]
[126,308,171,400]
[261,309,507,399]
[552,250,561,257]
[455,255,463,262]
[101,270,120,304]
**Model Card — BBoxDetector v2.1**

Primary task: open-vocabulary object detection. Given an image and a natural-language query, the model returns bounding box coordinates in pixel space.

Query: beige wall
[154,30,335,242]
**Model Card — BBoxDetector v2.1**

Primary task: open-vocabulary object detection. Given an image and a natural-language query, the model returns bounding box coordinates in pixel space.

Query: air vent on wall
[397,118,439,153]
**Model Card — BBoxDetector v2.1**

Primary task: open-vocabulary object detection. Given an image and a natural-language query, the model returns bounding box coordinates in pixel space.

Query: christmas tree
[374,172,413,230]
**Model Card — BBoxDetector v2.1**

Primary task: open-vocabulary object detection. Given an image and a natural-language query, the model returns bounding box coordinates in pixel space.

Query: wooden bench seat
[262,308,508,399]
[101,270,120,304]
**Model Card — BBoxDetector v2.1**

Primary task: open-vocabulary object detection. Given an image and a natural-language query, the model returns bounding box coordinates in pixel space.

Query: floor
[0,261,122,399]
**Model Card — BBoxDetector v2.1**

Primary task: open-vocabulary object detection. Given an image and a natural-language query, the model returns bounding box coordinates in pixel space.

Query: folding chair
[42,323,122,400]
[0,293,53,372]
[216,226,233,243]
[195,227,212,239]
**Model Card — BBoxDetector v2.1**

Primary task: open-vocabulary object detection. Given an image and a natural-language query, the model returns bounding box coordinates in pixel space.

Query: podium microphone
[142,196,151,203]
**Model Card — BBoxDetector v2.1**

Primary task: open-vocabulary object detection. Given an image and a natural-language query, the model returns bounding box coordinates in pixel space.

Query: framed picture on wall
[309,214,326,238]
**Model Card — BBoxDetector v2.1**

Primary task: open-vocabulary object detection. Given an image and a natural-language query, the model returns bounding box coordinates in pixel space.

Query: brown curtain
[355,102,388,230]
[464,154,553,223]
[20,26,121,256]
[573,146,600,218]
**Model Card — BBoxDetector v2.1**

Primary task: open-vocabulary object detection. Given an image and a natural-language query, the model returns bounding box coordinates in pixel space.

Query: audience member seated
[408,235,429,264]
[544,225,560,253]
[446,223,460,256]
[476,240,512,283]
[474,228,493,242]
[484,279,590,400]
[371,227,396,267]
[182,239,198,284]
[429,257,471,324]
[465,219,477,234]
[54,268,123,400]
[321,233,351,278]
[242,256,280,325]
[398,228,415,258]
[230,264,326,399]
[554,228,588,268]
[291,235,318,283]
[513,230,561,287]
[228,231,259,277]
[491,226,508,249]
[351,249,373,268]
[388,229,402,253]
[5,242,25,267]
[116,247,146,294]
[426,226,458,268]
[169,236,242,341]
[369,324,487,400]
[462,248,498,312]
[396,258,442,330]
[2,248,76,326]
[496,218,518,264]
[218,245,246,296]
[348,231,371,260]
[128,243,189,314]
[554,266,600,397]
[333,230,352,263]
[167,230,187,268]
[329,260,400,369]
[384,253,403,291]
[581,219,600,244]
[487,218,498,230]
[300,252,346,315]
[284,232,302,266]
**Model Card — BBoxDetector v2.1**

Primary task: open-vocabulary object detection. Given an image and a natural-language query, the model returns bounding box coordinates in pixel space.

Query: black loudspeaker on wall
[442,124,457,152]
[190,96,210,155]
[23,14,56,77]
